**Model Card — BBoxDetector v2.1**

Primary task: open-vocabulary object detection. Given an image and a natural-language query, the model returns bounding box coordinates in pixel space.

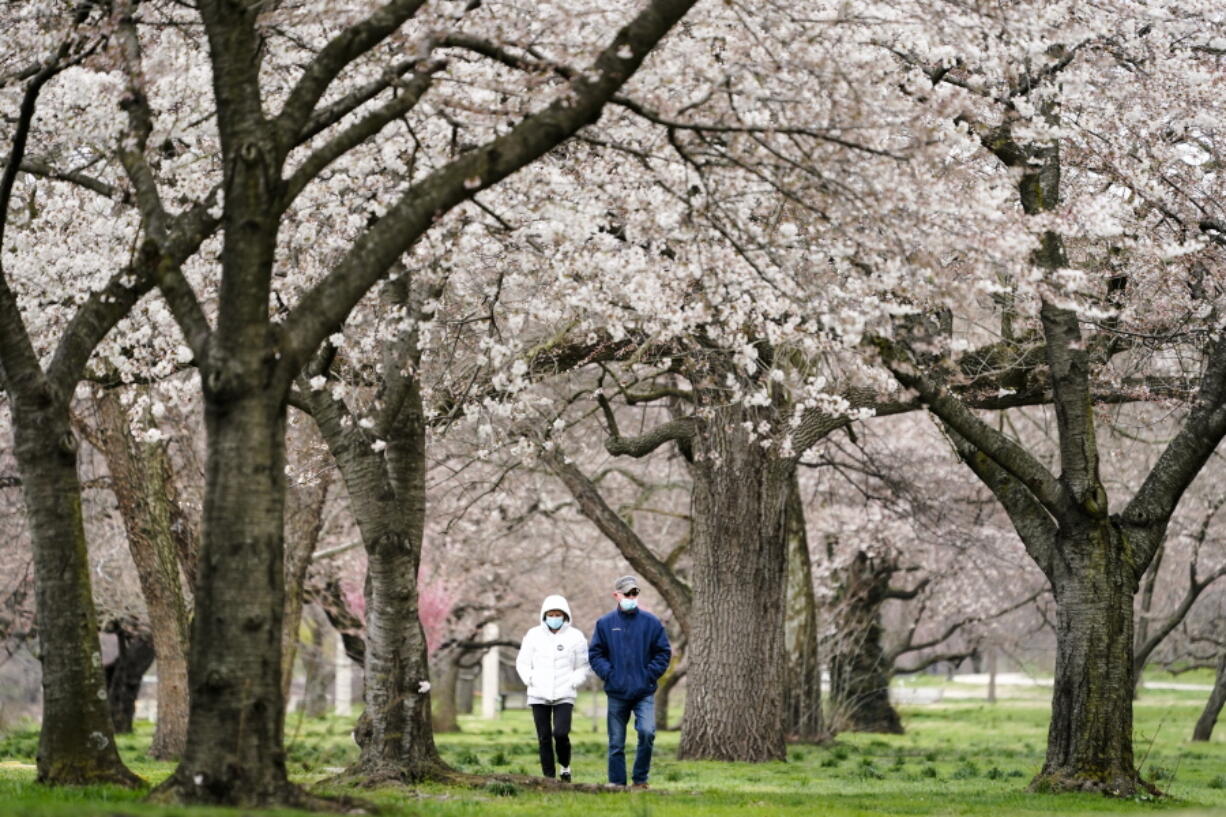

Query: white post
[481,622,500,719]
[335,629,352,717]
[987,647,998,704]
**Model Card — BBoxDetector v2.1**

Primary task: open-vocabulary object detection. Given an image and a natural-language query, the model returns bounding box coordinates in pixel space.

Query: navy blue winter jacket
[587,607,672,701]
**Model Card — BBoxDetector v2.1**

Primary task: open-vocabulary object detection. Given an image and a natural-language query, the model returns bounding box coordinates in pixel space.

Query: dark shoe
[560,770,572,783]
[631,782,649,790]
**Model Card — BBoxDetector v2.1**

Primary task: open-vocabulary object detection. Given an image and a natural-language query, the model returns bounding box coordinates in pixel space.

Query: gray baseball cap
[613,575,640,594]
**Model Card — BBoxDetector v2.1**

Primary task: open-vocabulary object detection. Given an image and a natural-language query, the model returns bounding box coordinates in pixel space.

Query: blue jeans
[606,694,655,785]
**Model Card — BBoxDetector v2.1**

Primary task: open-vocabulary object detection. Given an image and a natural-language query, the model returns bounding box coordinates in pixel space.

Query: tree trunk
[655,658,684,731]
[430,650,462,733]
[1032,525,1143,794]
[307,376,445,782]
[827,551,903,734]
[784,475,825,741]
[94,388,192,760]
[11,398,140,786]
[105,624,155,734]
[1192,652,1226,742]
[1132,543,1164,698]
[677,417,790,762]
[280,474,330,705]
[299,605,334,718]
[152,391,300,805]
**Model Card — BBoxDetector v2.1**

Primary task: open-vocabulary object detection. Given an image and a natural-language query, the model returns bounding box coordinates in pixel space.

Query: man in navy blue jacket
[588,575,672,788]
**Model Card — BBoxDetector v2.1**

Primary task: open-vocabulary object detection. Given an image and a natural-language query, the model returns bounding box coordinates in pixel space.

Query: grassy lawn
[1,688,1223,817]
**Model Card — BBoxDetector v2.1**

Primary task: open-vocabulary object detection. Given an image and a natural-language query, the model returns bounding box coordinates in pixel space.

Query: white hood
[540,594,573,623]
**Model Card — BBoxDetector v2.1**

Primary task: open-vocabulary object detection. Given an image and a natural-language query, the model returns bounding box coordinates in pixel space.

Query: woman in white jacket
[515,594,589,781]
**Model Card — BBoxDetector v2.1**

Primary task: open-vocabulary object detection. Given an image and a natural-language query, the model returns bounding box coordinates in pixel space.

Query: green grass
[0,689,1223,817]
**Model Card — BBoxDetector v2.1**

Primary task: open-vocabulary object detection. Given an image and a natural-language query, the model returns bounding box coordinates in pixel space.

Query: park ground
[0,672,1224,817]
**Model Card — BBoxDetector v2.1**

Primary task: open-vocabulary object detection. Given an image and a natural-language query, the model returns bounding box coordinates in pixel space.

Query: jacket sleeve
[571,633,591,688]
[515,629,533,687]
[588,620,612,682]
[645,620,672,682]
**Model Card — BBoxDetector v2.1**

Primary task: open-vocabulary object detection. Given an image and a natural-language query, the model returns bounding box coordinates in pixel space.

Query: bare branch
[884,577,930,601]
[606,416,699,458]
[114,0,170,242]
[879,340,1068,517]
[283,63,443,208]
[1133,562,1226,675]
[889,589,1043,668]
[279,0,702,373]
[1123,330,1226,571]
[943,424,1059,577]
[275,0,430,145]
[0,156,116,199]
[298,58,423,143]
[541,446,692,635]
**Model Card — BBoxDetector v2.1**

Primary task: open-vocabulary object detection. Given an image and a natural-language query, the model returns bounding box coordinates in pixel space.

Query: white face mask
[545,614,565,630]
[619,598,638,612]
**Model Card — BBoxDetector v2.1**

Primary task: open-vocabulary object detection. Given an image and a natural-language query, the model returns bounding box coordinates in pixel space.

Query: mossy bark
[12,397,141,787]
[151,390,303,807]
[306,373,446,784]
[1031,524,1143,794]
[94,388,192,760]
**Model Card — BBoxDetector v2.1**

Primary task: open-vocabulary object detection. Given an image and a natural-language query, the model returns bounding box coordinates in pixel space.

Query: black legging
[530,703,573,777]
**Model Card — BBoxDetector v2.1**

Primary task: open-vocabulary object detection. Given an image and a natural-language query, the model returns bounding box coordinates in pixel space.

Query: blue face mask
[619,598,638,612]
[545,615,565,630]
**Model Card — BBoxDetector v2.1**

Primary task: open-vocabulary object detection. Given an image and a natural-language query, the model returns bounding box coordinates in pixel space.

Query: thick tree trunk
[94,388,192,759]
[105,624,155,733]
[784,476,825,741]
[677,418,790,762]
[307,377,445,782]
[1032,525,1144,795]
[12,399,140,786]
[347,532,440,780]
[153,391,300,805]
[827,551,903,734]
[1192,652,1226,742]
[349,395,443,780]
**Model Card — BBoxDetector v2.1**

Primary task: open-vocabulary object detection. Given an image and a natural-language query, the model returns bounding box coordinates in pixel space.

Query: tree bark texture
[1132,543,1163,698]
[826,551,903,735]
[1192,652,1225,742]
[1034,525,1141,793]
[880,110,1226,793]
[94,388,192,759]
[784,475,825,741]
[153,391,299,806]
[105,624,155,734]
[306,375,445,782]
[11,398,140,786]
[677,414,790,762]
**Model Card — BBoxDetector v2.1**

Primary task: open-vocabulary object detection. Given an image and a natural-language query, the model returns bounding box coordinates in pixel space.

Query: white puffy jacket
[516,594,590,704]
